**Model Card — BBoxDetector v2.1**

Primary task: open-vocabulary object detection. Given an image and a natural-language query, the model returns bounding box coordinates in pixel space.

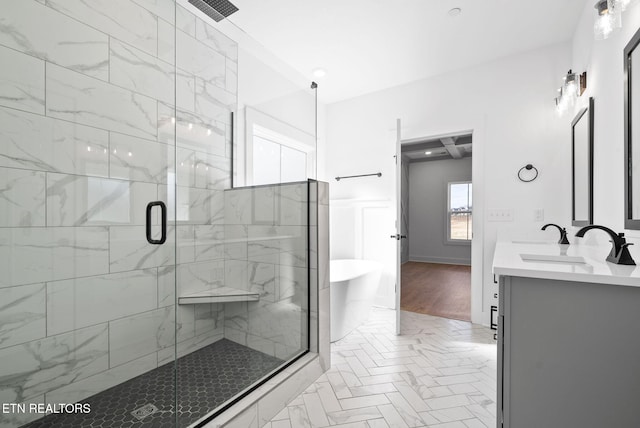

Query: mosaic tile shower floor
[23,339,283,428]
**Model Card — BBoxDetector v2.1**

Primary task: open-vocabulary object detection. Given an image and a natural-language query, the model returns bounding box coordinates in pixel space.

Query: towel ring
[518,164,538,182]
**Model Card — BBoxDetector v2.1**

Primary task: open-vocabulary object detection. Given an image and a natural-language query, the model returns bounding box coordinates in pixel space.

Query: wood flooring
[401,261,471,321]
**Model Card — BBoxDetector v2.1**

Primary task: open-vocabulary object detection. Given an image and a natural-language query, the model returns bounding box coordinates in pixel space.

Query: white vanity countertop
[492,241,640,287]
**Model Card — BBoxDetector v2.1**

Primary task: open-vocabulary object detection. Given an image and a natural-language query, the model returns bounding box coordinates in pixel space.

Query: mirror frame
[624,28,640,230]
[571,97,594,227]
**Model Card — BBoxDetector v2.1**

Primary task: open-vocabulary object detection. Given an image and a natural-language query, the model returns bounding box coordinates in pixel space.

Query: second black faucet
[575,225,636,265]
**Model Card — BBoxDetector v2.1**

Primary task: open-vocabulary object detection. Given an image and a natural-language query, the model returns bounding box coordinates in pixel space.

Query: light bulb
[564,71,579,98]
[312,68,327,78]
[594,14,615,39]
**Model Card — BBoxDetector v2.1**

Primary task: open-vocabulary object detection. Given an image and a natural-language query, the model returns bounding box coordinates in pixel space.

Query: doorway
[399,133,473,322]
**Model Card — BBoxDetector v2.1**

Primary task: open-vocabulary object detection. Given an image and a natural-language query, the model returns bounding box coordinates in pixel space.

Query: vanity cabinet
[497,275,640,428]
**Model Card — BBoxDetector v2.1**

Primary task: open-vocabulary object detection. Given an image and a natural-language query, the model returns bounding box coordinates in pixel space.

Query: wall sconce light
[555,70,587,115]
[594,0,622,40]
[565,69,588,97]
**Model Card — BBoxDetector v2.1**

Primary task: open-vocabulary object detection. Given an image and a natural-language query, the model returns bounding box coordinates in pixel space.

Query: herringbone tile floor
[266,308,497,428]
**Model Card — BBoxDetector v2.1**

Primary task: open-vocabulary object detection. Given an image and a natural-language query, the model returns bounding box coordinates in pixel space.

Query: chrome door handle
[390,234,407,240]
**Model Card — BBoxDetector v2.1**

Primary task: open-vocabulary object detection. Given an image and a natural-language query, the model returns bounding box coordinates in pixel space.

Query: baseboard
[408,255,471,266]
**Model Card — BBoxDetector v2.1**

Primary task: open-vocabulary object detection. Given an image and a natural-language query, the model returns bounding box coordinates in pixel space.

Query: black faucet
[575,225,636,265]
[541,223,570,245]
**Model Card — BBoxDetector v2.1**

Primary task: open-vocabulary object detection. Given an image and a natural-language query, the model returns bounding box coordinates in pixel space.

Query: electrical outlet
[488,209,514,222]
[534,209,544,222]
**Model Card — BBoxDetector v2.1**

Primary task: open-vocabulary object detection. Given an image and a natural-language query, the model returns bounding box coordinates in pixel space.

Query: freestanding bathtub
[330,259,382,342]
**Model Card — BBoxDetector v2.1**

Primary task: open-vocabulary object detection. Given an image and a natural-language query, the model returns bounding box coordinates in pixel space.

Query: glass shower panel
[172,3,239,426]
[235,49,317,187]
[0,1,178,427]
[173,2,316,424]
[177,181,310,426]
[236,181,310,361]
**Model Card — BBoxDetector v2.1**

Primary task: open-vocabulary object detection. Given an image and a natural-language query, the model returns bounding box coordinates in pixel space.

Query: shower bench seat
[178,286,260,305]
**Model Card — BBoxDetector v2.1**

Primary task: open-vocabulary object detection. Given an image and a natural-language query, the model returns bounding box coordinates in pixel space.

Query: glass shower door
[0,1,179,426]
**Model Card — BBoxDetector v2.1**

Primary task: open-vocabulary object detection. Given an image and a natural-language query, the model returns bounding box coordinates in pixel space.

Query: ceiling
[402,134,472,162]
[226,0,587,104]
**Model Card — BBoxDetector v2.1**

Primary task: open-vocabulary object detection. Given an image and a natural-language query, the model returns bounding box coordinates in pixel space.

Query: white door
[394,119,402,335]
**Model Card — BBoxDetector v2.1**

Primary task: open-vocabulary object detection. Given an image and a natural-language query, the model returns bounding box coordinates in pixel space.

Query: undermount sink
[520,253,586,264]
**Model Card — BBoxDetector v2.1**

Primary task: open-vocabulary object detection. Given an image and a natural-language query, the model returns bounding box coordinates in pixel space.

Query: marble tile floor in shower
[266,308,496,428]
[24,339,283,428]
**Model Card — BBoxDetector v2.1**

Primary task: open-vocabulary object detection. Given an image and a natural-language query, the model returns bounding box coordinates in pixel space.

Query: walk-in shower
[0,1,318,427]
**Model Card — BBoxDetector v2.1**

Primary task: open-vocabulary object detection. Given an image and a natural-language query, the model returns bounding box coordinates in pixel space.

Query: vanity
[493,241,640,428]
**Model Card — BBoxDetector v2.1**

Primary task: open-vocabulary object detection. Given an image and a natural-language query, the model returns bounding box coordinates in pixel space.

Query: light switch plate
[534,208,544,222]
[488,209,514,222]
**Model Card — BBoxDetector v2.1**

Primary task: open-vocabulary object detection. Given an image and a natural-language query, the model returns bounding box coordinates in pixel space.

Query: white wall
[329,199,396,308]
[326,42,572,325]
[569,1,640,253]
[408,157,472,265]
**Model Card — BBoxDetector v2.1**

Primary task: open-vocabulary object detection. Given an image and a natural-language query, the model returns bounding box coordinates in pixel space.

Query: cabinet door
[505,276,640,428]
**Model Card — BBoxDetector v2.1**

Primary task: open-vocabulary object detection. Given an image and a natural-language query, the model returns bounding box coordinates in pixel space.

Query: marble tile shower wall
[223,183,310,360]
[0,1,237,426]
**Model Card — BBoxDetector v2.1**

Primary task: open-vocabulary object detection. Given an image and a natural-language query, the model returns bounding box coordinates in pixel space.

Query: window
[252,133,308,185]
[448,182,472,241]
[244,107,316,186]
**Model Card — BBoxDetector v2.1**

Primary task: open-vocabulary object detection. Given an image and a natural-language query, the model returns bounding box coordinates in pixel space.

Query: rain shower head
[188,0,239,22]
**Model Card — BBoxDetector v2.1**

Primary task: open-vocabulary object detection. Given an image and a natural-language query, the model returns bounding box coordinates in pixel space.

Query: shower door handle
[146,201,167,245]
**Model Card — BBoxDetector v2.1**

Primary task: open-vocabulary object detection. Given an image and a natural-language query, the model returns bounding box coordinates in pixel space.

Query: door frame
[395,122,484,332]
